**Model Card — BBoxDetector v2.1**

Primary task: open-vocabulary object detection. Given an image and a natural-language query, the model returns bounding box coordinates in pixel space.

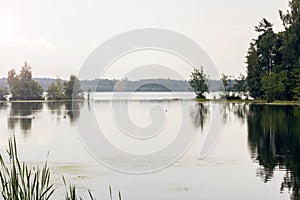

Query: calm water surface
[0,92,299,200]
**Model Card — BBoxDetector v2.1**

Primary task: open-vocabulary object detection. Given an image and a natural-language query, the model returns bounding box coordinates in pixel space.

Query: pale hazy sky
[0,0,289,80]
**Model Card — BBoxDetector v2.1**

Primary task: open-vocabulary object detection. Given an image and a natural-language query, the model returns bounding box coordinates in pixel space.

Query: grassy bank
[195,98,300,105]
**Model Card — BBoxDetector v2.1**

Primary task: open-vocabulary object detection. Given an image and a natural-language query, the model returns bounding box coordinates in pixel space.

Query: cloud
[0,36,56,51]
[19,38,56,51]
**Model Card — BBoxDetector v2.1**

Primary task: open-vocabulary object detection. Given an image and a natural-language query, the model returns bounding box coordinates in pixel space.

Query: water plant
[0,136,121,200]
[0,136,54,200]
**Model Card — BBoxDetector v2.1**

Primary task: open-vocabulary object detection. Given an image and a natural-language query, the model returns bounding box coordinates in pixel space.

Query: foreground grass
[0,137,54,200]
[0,137,121,200]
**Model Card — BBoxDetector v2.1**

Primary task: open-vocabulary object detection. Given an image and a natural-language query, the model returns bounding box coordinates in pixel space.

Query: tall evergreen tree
[246,43,262,99]
[246,0,300,101]
[279,0,300,99]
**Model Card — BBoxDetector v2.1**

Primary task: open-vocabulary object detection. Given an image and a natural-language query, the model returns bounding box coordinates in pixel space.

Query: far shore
[0,99,85,103]
[1,98,300,105]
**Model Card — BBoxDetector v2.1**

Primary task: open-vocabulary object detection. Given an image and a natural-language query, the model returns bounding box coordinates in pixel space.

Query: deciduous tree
[189,67,209,99]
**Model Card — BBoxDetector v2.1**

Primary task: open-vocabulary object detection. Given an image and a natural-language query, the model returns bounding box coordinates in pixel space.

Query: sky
[0,0,289,80]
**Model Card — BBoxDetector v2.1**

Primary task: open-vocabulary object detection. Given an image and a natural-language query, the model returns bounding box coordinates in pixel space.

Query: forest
[246,0,300,101]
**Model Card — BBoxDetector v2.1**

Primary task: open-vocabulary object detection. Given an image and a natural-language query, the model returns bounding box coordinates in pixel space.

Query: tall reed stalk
[0,137,121,200]
[0,137,54,200]
[0,136,121,200]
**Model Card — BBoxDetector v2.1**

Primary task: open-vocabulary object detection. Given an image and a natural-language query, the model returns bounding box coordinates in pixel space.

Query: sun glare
[0,9,16,36]
[0,19,9,35]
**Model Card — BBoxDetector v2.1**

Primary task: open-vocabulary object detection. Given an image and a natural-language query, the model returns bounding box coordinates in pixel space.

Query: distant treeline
[0,77,224,93]
[82,79,222,92]
[0,62,228,101]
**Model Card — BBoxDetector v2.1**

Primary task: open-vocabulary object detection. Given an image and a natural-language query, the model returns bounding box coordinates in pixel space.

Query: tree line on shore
[189,67,247,100]
[246,0,300,101]
[0,62,226,101]
[0,62,84,101]
[190,0,300,101]
[1,0,299,102]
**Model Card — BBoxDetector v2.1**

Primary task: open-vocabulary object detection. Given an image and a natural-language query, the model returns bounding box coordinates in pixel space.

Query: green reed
[0,136,121,200]
[0,136,54,200]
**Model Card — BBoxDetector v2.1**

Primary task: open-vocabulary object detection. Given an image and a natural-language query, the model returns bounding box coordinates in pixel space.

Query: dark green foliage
[221,74,234,99]
[246,43,262,99]
[234,74,247,99]
[246,0,300,101]
[0,86,8,101]
[0,136,54,200]
[47,77,65,100]
[7,62,44,100]
[189,67,209,99]
[63,75,83,100]
[292,59,300,99]
[47,75,83,100]
[261,72,287,102]
[220,74,246,100]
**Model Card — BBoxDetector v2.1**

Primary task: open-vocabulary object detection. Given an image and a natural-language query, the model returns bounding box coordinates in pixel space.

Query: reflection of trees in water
[0,102,8,110]
[189,103,209,130]
[189,102,248,131]
[233,103,248,120]
[221,103,300,199]
[247,105,300,200]
[8,102,83,134]
[220,103,249,123]
[8,102,43,134]
[46,101,83,122]
[47,102,64,116]
[65,101,82,122]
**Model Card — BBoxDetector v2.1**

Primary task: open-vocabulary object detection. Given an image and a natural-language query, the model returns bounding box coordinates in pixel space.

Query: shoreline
[1,98,300,105]
[0,99,85,103]
[195,98,300,105]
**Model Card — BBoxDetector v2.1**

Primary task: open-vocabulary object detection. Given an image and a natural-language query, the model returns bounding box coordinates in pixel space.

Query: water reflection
[220,103,248,123]
[7,102,83,134]
[3,100,300,199]
[47,102,65,116]
[66,101,82,122]
[247,105,300,199]
[8,102,43,134]
[46,101,82,122]
[189,103,209,130]
[0,102,8,110]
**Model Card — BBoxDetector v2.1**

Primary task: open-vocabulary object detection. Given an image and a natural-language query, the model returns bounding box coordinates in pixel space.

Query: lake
[0,92,299,200]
